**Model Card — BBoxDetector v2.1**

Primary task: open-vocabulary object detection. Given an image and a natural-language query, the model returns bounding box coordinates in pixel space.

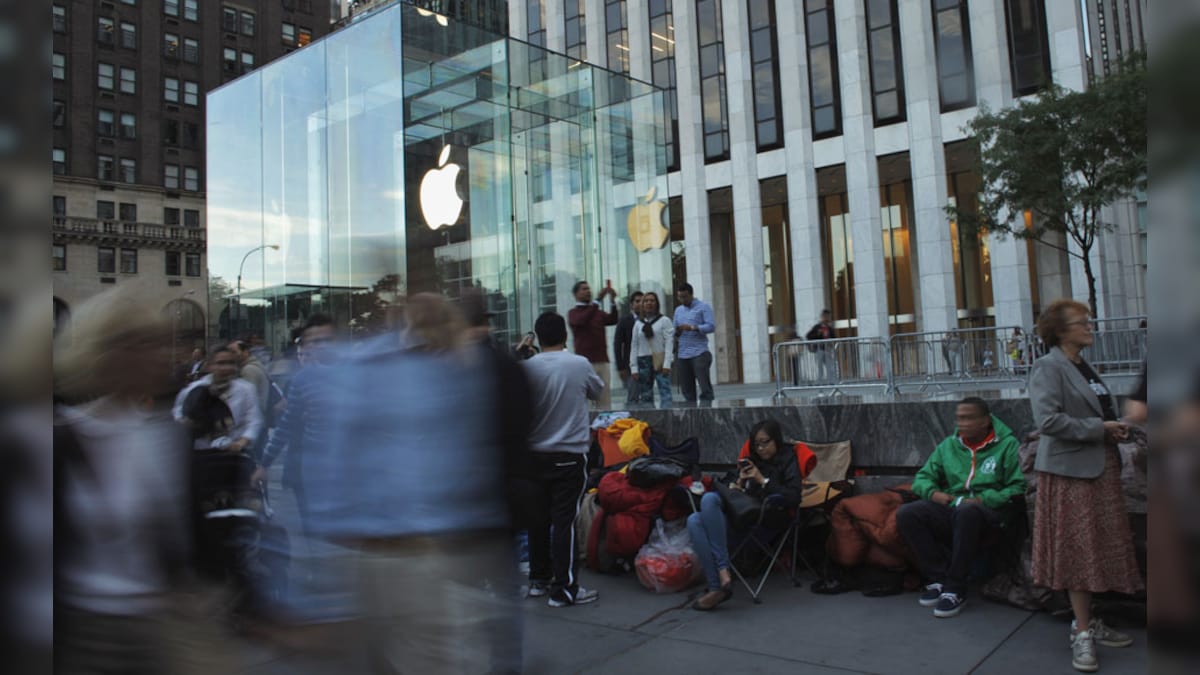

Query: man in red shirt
[567,280,619,409]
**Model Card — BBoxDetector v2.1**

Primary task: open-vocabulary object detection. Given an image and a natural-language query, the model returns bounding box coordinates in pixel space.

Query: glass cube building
[206,0,670,351]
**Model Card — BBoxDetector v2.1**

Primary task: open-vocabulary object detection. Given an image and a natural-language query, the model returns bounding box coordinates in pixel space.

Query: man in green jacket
[898,397,1026,618]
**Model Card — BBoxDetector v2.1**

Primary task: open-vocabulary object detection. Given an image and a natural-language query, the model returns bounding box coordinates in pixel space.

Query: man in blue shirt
[672,283,716,402]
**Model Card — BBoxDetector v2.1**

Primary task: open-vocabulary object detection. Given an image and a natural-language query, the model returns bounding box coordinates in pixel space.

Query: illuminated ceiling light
[415,7,449,26]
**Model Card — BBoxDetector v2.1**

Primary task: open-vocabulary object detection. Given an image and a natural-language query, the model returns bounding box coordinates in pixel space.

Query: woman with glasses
[1029,299,1142,672]
[686,419,803,610]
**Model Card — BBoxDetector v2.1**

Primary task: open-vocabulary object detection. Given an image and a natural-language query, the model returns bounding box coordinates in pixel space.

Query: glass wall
[946,142,994,326]
[761,176,793,368]
[878,153,917,334]
[697,0,730,161]
[206,2,671,355]
[648,0,680,170]
[806,0,841,138]
[932,0,976,111]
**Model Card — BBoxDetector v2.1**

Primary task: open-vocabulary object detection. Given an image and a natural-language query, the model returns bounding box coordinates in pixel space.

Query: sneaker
[1072,618,1133,648]
[1071,629,1099,672]
[526,581,550,598]
[918,583,944,607]
[932,592,966,618]
[547,586,599,608]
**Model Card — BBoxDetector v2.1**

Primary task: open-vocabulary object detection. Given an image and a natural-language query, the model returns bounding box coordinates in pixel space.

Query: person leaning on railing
[1028,299,1142,673]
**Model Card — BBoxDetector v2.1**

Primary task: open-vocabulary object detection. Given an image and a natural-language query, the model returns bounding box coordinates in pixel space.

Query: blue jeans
[686,492,730,591]
[636,356,673,407]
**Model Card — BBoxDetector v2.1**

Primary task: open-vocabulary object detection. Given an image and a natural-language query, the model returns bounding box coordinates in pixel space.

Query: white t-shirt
[522,350,604,454]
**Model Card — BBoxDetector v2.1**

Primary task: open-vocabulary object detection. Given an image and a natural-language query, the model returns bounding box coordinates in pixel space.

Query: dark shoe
[919,583,944,607]
[691,587,730,611]
[933,592,966,618]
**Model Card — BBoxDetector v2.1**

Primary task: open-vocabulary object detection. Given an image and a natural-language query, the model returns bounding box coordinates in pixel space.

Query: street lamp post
[234,244,279,340]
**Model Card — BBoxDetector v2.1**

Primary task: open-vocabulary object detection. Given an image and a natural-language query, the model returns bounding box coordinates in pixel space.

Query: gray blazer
[1029,346,1112,479]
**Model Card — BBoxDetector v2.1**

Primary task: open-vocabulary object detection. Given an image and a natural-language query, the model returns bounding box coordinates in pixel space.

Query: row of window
[53,245,202,277]
[223,48,256,75]
[50,148,200,190]
[55,2,310,50]
[54,196,201,228]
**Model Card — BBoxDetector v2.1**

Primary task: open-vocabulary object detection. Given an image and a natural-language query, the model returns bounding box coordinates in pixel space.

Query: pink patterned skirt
[1032,446,1143,595]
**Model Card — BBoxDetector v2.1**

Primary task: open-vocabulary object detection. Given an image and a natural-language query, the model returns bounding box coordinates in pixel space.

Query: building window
[183,122,200,149]
[98,155,115,181]
[564,0,585,62]
[747,0,783,149]
[53,100,66,128]
[164,0,179,18]
[223,48,237,73]
[121,112,137,139]
[53,245,67,271]
[163,119,179,145]
[282,22,296,44]
[183,38,200,63]
[164,207,180,225]
[806,0,841,138]
[98,63,115,90]
[184,81,198,106]
[98,17,115,46]
[166,251,181,276]
[98,247,116,274]
[932,0,975,111]
[947,142,993,320]
[53,148,66,175]
[241,11,256,36]
[222,7,238,33]
[1005,0,1051,96]
[119,203,137,221]
[185,252,201,277]
[184,166,199,192]
[120,248,138,274]
[527,1,546,82]
[119,67,136,94]
[54,196,67,217]
[120,22,137,49]
[298,27,312,47]
[184,0,198,22]
[97,201,116,220]
[817,165,854,333]
[164,164,180,189]
[97,109,115,137]
[184,209,200,227]
[164,77,180,102]
[241,51,255,73]
[119,158,136,183]
[53,5,66,33]
[697,0,729,161]
[649,0,679,170]
[606,0,630,74]
[866,0,906,125]
[164,32,179,58]
[53,53,66,80]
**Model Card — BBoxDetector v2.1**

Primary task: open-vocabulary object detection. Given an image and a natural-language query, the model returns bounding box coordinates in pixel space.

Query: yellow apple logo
[626,186,668,252]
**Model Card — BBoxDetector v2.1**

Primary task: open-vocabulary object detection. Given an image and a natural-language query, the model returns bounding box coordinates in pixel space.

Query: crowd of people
[27,282,1148,674]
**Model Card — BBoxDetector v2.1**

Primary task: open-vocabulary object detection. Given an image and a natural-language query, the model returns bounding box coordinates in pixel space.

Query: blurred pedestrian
[520,312,604,607]
[632,291,673,407]
[1029,299,1141,673]
[229,339,271,415]
[806,309,836,384]
[174,347,262,453]
[614,291,644,405]
[673,283,716,402]
[568,280,619,409]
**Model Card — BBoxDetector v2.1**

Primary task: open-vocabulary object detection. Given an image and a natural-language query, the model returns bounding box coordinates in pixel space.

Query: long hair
[746,418,786,463]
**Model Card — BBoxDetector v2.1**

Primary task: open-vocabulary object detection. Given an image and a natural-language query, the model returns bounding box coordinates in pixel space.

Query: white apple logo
[420,145,464,230]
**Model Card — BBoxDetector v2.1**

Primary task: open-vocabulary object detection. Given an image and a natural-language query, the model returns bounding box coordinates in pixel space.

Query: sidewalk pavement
[237,565,1146,675]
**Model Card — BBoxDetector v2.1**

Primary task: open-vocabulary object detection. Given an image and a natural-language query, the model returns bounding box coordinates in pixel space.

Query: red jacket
[596,471,686,558]
[568,302,618,364]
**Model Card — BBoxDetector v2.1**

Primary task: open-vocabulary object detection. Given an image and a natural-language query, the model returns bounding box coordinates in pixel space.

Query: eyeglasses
[1065,319,1094,328]
[754,438,774,448]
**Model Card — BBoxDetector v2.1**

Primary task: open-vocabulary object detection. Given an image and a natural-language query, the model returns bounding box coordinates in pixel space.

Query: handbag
[713,480,762,530]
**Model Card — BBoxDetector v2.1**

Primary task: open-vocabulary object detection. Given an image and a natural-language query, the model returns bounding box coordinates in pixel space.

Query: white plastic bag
[634,519,703,593]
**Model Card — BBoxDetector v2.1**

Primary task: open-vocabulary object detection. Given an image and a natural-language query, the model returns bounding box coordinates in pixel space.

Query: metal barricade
[1081,316,1147,374]
[773,336,891,399]
[889,326,1027,393]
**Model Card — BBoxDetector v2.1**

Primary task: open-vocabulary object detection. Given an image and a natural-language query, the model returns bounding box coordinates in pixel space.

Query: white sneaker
[547,586,599,607]
[1071,629,1099,672]
[1072,618,1133,648]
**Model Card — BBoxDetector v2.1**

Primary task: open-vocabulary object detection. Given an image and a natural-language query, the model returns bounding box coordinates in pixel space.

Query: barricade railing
[773,336,891,398]
[1080,316,1147,374]
[889,326,1029,393]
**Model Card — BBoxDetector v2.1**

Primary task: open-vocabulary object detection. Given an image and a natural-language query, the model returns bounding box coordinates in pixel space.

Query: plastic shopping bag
[634,519,703,593]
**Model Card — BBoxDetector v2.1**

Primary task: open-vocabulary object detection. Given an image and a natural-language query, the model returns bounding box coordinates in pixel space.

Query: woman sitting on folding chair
[687,419,804,610]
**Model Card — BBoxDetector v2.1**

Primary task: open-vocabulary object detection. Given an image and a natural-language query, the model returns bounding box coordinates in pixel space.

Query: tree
[949,53,1146,317]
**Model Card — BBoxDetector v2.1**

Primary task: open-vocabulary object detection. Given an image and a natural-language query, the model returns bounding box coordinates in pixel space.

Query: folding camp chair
[727,441,818,603]
[790,440,854,579]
